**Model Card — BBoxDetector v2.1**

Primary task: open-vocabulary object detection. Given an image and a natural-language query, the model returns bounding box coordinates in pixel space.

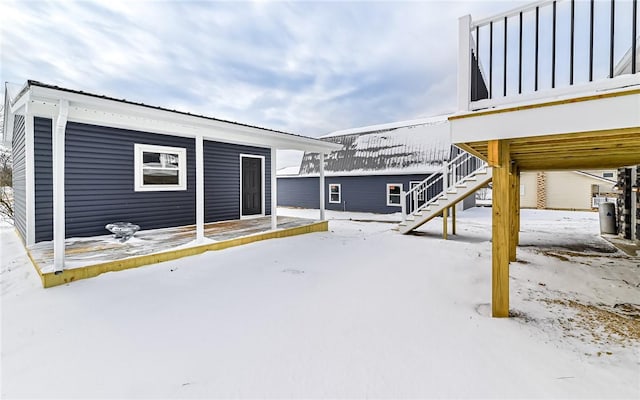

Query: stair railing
[401,151,487,222]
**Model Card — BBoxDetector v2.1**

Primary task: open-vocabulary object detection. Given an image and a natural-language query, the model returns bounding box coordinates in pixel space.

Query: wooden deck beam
[489,139,511,318]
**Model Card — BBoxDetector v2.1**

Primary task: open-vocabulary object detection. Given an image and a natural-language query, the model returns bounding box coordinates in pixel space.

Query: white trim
[328,183,341,204]
[386,183,403,207]
[24,109,35,246]
[17,84,341,153]
[239,154,265,219]
[271,148,277,230]
[195,136,204,242]
[53,99,69,272]
[276,168,444,178]
[134,143,187,192]
[457,14,472,112]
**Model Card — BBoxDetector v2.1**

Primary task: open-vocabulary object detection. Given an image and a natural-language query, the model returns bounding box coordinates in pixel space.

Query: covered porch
[28,215,327,288]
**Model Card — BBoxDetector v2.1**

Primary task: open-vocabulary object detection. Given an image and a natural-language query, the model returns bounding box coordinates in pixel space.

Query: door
[241,156,262,216]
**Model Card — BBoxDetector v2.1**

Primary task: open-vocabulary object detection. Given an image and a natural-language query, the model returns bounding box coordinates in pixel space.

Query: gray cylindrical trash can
[598,202,617,234]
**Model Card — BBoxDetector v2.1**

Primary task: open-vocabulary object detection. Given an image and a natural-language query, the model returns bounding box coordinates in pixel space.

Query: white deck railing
[401,150,487,221]
[458,0,639,111]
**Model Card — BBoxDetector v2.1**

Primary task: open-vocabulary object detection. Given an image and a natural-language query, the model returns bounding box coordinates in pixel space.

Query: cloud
[0,0,526,168]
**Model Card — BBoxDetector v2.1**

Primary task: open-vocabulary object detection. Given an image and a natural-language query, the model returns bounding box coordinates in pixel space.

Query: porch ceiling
[457,127,640,171]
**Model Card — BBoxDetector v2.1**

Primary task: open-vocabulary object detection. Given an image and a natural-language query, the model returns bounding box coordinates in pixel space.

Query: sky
[0,1,523,125]
[3,0,634,168]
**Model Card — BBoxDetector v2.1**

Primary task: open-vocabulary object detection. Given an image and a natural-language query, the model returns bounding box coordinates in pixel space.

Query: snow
[1,207,639,398]
[321,114,450,138]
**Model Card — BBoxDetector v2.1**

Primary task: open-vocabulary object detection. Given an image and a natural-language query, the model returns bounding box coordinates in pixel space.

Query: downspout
[53,99,69,273]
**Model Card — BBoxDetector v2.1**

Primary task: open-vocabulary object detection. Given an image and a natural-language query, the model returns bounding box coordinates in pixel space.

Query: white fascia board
[466,75,640,112]
[28,86,339,153]
[277,169,443,178]
[451,89,640,144]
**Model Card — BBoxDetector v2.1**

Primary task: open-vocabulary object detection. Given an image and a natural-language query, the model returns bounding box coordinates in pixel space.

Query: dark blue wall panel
[278,174,441,214]
[204,141,271,222]
[34,117,53,242]
[11,115,27,241]
[63,121,197,239]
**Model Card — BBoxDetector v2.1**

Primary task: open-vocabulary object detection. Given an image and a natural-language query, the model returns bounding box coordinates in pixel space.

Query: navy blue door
[242,157,262,216]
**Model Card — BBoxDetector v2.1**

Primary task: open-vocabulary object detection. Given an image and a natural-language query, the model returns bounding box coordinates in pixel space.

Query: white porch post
[271,148,277,230]
[195,135,204,242]
[457,14,472,112]
[53,99,69,273]
[319,152,325,221]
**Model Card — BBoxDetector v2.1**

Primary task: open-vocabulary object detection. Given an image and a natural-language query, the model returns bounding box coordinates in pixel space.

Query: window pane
[389,185,401,195]
[143,168,179,185]
[389,195,400,204]
[143,152,179,169]
[330,193,340,202]
[330,185,339,194]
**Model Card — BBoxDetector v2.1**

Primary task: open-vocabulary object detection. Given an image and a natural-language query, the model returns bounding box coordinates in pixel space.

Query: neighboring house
[519,170,617,211]
[2,81,338,268]
[277,116,476,214]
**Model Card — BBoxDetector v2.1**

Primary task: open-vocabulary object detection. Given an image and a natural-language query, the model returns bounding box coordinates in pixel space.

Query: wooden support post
[452,205,457,235]
[489,139,511,318]
[443,207,448,240]
[515,165,521,241]
[509,164,518,262]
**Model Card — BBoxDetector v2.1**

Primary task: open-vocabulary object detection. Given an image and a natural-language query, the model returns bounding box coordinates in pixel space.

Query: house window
[134,144,187,191]
[329,183,341,203]
[603,172,614,178]
[410,181,425,201]
[386,183,403,207]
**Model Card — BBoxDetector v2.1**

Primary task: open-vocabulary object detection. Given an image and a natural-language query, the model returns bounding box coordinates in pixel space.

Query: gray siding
[64,122,197,238]
[32,120,272,242]
[34,118,53,242]
[204,141,271,222]
[11,115,27,241]
[278,174,442,214]
[278,177,320,209]
[33,119,199,241]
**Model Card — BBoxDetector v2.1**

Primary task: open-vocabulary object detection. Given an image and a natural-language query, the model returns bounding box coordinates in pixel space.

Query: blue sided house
[2,80,339,282]
[277,116,476,214]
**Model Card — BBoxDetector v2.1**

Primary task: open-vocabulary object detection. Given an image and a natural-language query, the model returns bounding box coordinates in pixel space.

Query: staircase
[398,151,492,234]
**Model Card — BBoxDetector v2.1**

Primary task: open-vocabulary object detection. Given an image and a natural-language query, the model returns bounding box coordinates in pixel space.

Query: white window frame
[239,154,266,219]
[386,183,403,207]
[328,183,341,204]
[134,143,187,192]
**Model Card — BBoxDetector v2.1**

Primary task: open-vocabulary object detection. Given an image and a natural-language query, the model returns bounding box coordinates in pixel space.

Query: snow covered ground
[1,207,638,398]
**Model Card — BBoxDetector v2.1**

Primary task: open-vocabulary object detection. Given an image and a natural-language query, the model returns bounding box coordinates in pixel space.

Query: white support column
[53,99,69,273]
[319,152,325,221]
[271,148,277,230]
[195,135,204,242]
[24,108,36,246]
[457,14,472,112]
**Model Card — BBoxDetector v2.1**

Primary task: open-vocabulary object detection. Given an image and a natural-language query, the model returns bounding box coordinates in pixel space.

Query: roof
[573,171,617,185]
[290,116,453,177]
[3,81,341,153]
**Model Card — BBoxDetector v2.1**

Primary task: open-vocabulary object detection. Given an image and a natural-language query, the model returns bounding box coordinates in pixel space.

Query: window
[134,144,187,191]
[603,172,614,178]
[386,183,403,207]
[329,183,341,203]
[410,181,425,201]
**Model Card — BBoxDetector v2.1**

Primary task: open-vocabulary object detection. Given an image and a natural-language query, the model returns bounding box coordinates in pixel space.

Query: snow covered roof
[294,116,453,177]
